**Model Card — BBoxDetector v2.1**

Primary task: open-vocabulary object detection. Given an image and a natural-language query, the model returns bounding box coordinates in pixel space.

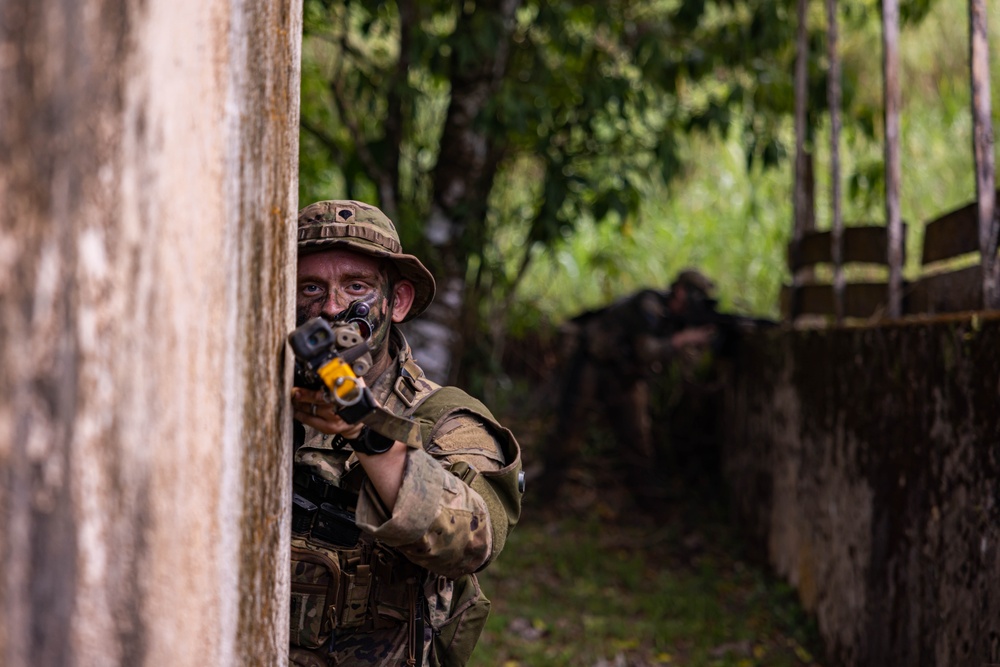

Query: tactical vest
[290,359,523,667]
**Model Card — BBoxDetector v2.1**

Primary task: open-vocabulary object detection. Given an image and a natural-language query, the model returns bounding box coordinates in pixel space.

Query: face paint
[356,288,393,353]
[296,294,327,326]
[295,250,398,366]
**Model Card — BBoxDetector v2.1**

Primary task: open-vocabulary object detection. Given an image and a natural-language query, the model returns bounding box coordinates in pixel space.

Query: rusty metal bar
[882,0,903,317]
[827,0,844,322]
[970,0,999,310]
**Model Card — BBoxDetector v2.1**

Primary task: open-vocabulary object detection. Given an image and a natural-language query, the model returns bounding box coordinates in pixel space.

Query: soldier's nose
[320,294,346,317]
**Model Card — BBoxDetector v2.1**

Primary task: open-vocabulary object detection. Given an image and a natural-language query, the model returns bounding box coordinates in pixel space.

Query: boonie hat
[297,200,437,321]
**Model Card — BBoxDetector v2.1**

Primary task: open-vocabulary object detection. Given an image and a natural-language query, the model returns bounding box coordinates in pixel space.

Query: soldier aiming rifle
[538,269,773,507]
[288,200,524,667]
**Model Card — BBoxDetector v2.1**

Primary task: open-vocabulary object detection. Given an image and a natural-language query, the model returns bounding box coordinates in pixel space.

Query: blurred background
[297,0,984,390]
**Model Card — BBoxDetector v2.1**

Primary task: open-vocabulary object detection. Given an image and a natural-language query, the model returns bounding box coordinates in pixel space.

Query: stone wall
[724,315,1000,666]
[0,0,301,664]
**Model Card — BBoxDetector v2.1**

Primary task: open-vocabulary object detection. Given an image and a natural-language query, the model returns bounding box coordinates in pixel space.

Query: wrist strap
[351,426,396,455]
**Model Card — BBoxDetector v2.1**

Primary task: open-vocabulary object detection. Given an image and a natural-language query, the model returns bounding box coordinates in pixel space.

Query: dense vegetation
[297,0,988,386]
[299,0,852,382]
[514,0,989,326]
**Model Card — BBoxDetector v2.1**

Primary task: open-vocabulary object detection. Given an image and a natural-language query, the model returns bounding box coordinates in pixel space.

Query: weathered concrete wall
[724,315,1000,667]
[0,0,301,664]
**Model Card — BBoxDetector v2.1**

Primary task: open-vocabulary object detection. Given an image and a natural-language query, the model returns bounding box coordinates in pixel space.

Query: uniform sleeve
[354,413,507,579]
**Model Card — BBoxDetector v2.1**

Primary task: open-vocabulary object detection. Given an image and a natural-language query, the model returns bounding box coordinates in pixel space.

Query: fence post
[828,0,844,322]
[791,0,812,320]
[882,0,903,317]
[970,0,999,310]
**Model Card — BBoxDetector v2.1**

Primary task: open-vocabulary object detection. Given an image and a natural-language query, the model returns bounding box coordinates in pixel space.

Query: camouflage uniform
[541,272,716,504]
[290,201,522,667]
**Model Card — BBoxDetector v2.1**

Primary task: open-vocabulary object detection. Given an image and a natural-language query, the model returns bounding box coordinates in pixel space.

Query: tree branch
[300,117,344,163]
[327,70,395,210]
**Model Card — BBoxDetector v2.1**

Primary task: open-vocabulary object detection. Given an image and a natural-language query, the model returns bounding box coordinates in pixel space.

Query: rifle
[288,301,421,446]
[662,296,778,358]
[289,302,375,421]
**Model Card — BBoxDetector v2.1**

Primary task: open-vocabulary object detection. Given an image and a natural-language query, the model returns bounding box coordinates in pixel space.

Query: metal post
[882,0,903,317]
[970,0,999,309]
[828,0,844,322]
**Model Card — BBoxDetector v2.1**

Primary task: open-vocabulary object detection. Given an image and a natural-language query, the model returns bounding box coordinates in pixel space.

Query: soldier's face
[668,286,688,314]
[296,249,414,354]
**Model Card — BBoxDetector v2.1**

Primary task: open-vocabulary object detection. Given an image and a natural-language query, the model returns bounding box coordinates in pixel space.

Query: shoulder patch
[429,414,506,466]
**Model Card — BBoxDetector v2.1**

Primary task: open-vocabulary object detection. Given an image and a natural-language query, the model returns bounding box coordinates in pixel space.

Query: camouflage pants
[289,623,431,667]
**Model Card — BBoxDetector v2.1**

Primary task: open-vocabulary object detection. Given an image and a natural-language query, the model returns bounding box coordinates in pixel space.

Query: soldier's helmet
[671,268,717,301]
[297,200,437,322]
[671,269,718,314]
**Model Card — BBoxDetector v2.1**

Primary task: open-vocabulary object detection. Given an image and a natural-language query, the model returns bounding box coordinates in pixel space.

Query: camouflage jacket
[291,329,522,666]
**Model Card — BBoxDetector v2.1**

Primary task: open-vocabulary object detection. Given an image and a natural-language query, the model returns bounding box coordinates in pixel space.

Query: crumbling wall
[724,315,1000,667]
[0,0,301,664]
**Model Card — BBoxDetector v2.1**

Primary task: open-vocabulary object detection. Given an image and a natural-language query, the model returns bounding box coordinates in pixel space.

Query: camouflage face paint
[356,279,394,354]
[296,293,326,326]
[324,271,395,353]
[296,250,401,376]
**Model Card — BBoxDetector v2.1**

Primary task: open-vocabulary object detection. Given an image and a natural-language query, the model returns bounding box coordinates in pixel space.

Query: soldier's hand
[671,325,716,349]
[291,386,366,438]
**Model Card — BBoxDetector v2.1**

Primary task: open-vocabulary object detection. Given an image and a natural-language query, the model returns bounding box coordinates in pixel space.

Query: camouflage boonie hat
[297,200,436,321]
[672,268,716,299]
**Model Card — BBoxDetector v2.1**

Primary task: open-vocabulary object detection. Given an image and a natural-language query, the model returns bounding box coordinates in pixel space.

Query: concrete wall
[0,0,301,664]
[724,315,1000,666]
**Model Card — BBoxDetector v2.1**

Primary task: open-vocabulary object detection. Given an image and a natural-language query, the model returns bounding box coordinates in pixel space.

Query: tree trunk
[0,0,301,664]
[404,0,521,384]
[789,0,814,320]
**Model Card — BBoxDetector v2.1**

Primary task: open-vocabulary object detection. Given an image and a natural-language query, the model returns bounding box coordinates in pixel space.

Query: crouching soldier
[538,270,717,506]
[288,200,523,666]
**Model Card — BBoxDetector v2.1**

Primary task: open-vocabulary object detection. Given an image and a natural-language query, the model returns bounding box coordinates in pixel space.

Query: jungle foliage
[299,0,944,384]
